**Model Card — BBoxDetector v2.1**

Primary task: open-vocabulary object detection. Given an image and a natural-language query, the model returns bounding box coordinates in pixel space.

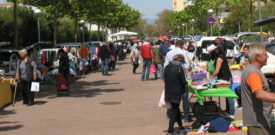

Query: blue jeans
[226,98,235,115]
[226,78,235,115]
[182,84,191,120]
[141,59,152,80]
[235,85,242,107]
[101,58,110,75]
[154,63,163,79]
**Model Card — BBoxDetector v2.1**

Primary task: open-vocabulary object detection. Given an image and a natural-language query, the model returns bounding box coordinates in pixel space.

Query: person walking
[57,49,70,95]
[99,43,111,75]
[131,43,140,74]
[164,54,187,135]
[207,44,235,118]
[241,44,275,135]
[152,40,163,79]
[15,49,38,106]
[164,40,191,122]
[141,38,153,81]
[159,39,170,60]
[109,42,118,71]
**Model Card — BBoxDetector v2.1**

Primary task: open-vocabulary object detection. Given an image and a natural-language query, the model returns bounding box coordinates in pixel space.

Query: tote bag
[31,82,40,92]
[158,89,167,108]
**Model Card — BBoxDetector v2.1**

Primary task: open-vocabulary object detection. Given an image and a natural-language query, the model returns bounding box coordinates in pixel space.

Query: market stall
[0,80,12,108]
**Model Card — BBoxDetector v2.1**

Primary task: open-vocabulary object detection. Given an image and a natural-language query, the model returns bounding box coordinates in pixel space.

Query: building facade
[172,0,188,12]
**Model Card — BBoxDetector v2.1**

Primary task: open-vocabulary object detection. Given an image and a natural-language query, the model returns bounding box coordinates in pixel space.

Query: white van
[197,36,238,60]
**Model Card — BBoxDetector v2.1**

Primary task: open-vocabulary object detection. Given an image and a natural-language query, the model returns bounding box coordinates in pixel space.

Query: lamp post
[79,20,85,44]
[208,9,213,36]
[191,19,195,37]
[34,9,42,43]
[258,0,263,43]
[177,26,180,36]
[182,23,185,38]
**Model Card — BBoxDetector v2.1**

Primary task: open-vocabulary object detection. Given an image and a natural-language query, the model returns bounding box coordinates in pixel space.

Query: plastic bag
[207,61,215,73]
[158,89,167,108]
[150,63,156,74]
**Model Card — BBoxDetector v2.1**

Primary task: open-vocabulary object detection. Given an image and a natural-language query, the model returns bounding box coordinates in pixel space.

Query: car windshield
[239,34,260,43]
[266,44,275,55]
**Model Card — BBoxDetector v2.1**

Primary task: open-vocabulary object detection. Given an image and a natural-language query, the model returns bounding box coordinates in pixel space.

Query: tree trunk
[248,2,252,32]
[53,9,58,47]
[97,22,100,41]
[216,7,220,35]
[88,21,92,42]
[13,0,18,47]
[74,17,78,42]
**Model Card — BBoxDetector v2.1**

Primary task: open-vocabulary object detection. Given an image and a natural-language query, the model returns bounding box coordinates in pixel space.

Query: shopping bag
[150,63,156,74]
[31,82,40,92]
[110,55,116,61]
[207,61,215,73]
[158,89,167,108]
[56,75,68,91]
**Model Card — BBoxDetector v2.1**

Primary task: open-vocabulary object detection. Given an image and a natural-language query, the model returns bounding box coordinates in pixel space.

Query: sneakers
[229,115,235,119]
[238,107,242,111]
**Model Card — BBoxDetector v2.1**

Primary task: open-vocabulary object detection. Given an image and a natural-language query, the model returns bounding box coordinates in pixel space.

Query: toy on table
[190,67,207,87]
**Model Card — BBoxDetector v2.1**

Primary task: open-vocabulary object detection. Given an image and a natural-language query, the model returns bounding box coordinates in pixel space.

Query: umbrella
[159,36,169,40]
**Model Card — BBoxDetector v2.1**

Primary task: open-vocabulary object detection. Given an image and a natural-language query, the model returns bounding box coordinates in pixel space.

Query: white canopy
[111,31,138,37]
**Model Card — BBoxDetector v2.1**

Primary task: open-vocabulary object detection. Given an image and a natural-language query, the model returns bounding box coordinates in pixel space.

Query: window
[266,44,275,55]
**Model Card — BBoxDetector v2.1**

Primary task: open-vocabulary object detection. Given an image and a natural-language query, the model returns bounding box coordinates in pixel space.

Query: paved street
[0,59,245,135]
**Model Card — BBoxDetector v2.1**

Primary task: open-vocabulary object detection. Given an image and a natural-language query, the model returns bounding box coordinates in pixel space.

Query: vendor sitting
[207,44,235,118]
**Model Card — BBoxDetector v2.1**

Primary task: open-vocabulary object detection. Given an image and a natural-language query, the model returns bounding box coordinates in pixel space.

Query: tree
[155,10,172,35]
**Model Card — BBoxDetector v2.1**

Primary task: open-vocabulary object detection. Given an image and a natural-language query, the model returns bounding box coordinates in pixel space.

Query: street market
[1,0,275,135]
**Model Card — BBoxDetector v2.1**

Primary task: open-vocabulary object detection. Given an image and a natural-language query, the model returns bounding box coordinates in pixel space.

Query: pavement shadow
[72,80,120,87]
[0,109,16,116]
[0,124,23,132]
[34,101,48,106]
[36,79,123,99]
[69,88,124,98]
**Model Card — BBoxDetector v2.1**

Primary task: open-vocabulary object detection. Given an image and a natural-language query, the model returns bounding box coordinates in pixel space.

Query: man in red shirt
[140,38,153,81]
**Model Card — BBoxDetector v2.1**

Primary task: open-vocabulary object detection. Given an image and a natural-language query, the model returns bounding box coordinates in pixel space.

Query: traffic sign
[208,17,215,25]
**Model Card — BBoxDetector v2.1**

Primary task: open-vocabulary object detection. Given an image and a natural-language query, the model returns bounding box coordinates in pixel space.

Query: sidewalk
[0,59,245,135]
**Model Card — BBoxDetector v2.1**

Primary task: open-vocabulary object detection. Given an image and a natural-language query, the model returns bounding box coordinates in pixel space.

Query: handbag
[150,63,156,74]
[31,82,40,92]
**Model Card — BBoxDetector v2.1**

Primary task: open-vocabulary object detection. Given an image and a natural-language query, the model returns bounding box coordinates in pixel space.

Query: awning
[254,16,275,27]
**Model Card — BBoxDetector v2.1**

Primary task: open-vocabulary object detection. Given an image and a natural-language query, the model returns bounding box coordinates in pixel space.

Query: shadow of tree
[0,110,16,116]
[36,80,123,99]
[0,125,23,131]
[69,88,124,98]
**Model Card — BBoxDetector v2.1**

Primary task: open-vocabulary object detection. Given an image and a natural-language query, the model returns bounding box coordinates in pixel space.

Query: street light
[258,0,263,43]
[208,9,213,36]
[177,26,180,36]
[182,23,185,38]
[34,9,42,43]
[191,19,195,37]
[79,20,85,44]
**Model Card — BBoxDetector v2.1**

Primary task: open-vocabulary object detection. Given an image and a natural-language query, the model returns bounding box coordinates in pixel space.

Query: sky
[0,0,7,3]
[122,0,172,24]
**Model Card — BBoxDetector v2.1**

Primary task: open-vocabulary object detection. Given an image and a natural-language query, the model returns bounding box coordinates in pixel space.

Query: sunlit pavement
[0,59,245,135]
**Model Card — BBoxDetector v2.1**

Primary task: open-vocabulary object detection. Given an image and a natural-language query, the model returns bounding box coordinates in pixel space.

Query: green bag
[207,61,215,73]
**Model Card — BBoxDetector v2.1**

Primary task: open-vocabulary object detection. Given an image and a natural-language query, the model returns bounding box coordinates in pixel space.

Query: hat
[207,44,217,54]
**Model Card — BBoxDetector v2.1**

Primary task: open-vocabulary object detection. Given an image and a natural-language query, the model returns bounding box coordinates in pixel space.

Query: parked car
[197,36,238,60]
[233,32,261,46]
[261,43,275,76]
[254,16,275,78]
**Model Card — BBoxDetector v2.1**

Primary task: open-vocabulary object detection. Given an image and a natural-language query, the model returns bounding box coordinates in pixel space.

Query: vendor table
[0,80,12,108]
[189,86,239,106]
